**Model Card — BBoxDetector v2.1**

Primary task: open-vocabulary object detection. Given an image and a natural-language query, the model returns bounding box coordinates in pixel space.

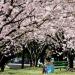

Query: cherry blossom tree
[0,0,75,71]
[0,0,51,71]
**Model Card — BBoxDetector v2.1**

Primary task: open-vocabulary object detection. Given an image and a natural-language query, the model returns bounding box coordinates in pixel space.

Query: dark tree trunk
[68,55,74,69]
[21,50,25,69]
[0,56,6,72]
[35,55,39,67]
[40,51,46,64]
[30,59,33,67]
[68,49,74,70]
[35,58,38,67]
[1,65,5,72]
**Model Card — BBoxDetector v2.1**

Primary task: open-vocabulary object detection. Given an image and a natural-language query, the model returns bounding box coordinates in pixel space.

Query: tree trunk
[68,50,74,70]
[30,59,33,67]
[35,58,38,67]
[1,65,5,72]
[0,55,6,72]
[29,55,33,67]
[21,49,25,69]
[68,56,74,69]
[35,55,38,67]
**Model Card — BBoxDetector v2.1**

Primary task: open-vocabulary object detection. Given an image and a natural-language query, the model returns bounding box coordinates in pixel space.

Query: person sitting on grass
[43,56,54,74]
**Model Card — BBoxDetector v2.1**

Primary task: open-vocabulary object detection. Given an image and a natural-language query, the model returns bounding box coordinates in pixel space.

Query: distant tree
[46,28,75,70]
[46,29,64,60]
[21,39,47,67]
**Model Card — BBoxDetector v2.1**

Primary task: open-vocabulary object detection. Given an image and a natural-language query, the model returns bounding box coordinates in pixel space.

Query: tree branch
[5,29,16,36]
[12,30,33,40]
[0,30,33,48]
[0,9,24,33]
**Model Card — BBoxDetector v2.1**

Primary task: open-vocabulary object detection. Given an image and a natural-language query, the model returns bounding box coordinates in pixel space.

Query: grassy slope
[0,67,75,75]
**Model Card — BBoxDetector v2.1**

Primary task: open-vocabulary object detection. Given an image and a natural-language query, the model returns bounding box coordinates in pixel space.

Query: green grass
[0,67,75,75]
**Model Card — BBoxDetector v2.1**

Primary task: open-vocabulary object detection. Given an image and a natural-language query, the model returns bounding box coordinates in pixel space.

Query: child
[43,56,54,74]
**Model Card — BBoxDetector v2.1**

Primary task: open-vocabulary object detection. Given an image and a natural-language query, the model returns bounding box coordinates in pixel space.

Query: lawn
[0,67,75,75]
